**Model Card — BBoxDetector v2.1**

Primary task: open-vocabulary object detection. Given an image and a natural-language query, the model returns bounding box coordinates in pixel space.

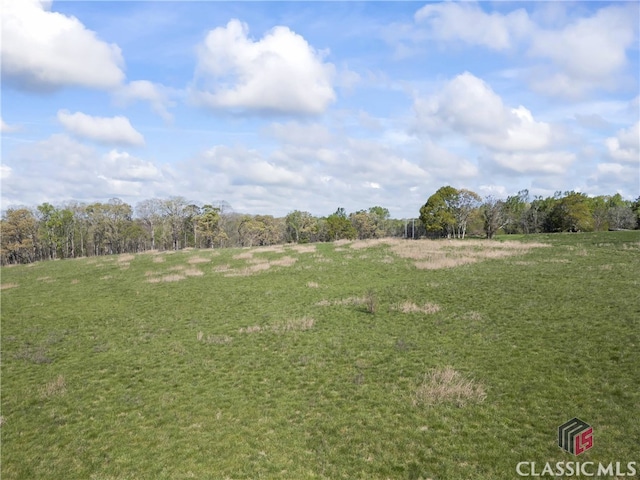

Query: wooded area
[1,188,639,265]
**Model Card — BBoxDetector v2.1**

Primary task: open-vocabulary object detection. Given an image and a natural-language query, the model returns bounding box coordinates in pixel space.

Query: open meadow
[1,232,639,479]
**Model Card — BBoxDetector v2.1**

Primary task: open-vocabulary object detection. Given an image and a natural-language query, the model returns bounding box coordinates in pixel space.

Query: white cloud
[415,72,557,152]
[528,4,638,98]
[414,72,577,176]
[0,164,13,181]
[1,0,124,91]
[1,117,21,133]
[113,80,176,122]
[57,110,145,146]
[492,151,576,175]
[605,122,640,163]
[191,19,336,115]
[102,150,163,181]
[414,2,532,50]
[2,134,168,206]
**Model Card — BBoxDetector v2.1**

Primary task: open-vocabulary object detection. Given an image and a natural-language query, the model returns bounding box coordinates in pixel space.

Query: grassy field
[1,232,639,479]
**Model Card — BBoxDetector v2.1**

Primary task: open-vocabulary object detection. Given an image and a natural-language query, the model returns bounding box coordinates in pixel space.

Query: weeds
[414,367,486,407]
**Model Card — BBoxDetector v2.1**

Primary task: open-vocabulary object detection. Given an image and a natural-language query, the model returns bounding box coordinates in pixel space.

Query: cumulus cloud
[113,80,176,122]
[528,4,638,98]
[191,19,336,115]
[57,110,145,146]
[414,2,532,50]
[415,72,557,151]
[605,122,640,163]
[2,134,167,206]
[414,72,575,176]
[1,0,124,91]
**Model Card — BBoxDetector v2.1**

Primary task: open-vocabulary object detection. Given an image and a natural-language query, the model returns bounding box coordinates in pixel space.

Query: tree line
[420,186,640,239]
[2,189,638,265]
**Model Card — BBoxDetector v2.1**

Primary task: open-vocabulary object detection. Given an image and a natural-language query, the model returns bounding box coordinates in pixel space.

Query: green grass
[1,232,639,479]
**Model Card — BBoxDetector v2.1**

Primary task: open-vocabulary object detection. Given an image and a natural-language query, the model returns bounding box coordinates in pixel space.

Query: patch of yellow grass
[163,274,186,282]
[315,299,332,307]
[253,245,285,253]
[100,275,113,280]
[117,254,135,263]
[40,375,66,399]
[37,276,51,281]
[239,317,315,334]
[0,283,18,291]
[307,282,319,288]
[153,256,165,263]
[288,244,316,254]
[184,268,204,277]
[233,251,253,260]
[213,264,231,272]
[188,256,210,264]
[333,239,352,246]
[414,367,486,407]
[168,265,186,271]
[349,238,391,250]
[270,256,297,267]
[71,279,79,285]
[385,238,548,270]
[396,301,441,314]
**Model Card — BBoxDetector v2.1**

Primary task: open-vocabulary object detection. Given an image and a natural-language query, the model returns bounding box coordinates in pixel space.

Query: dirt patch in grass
[414,366,486,407]
[40,375,66,399]
[1,283,19,290]
[395,301,441,314]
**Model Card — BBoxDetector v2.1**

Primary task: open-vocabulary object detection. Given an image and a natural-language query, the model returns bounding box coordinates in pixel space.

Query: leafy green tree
[285,210,317,243]
[326,208,357,241]
[0,208,39,264]
[419,186,458,237]
[548,192,593,232]
[350,210,377,239]
[197,205,222,248]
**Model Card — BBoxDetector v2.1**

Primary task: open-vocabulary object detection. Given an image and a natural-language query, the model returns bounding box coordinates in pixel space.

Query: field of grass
[1,232,639,479]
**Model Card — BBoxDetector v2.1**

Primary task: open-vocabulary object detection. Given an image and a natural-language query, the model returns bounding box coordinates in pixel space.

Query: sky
[1,0,639,218]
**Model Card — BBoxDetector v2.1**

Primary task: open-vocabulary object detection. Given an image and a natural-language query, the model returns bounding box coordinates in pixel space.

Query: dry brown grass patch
[40,375,67,399]
[158,274,186,283]
[188,256,211,264]
[213,264,231,272]
[233,251,253,260]
[198,332,232,344]
[71,279,79,284]
[396,301,441,314]
[288,244,316,254]
[152,256,165,263]
[349,238,392,250]
[388,238,548,270]
[414,367,486,407]
[1,283,19,290]
[270,255,297,267]
[253,245,285,253]
[184,268,204,277]
[307,282,319,288]
[100,275,113,280]
[315,299,332,307]
[240,317,315,334]
[117,254,135,263]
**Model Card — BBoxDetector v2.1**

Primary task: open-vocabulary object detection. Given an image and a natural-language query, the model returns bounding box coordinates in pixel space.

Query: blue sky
[1,0,639,217]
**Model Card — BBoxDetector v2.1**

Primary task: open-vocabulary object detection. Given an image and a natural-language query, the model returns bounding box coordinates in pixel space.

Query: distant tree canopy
[1,189,638,265]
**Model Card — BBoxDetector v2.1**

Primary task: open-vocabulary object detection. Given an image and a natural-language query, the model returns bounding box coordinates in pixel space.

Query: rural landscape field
[1,231,638,479]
